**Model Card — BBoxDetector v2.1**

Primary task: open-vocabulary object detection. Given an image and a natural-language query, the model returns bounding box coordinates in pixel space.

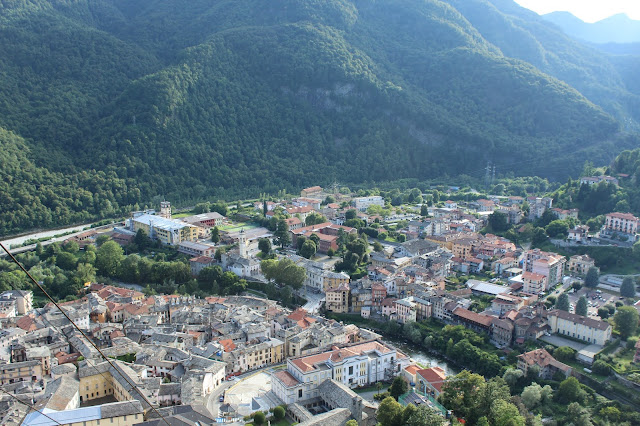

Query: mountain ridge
[543,10,640,44]
[0,0,639,235]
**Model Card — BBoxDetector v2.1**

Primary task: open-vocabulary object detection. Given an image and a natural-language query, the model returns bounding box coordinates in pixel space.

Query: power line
[0,243,171,426]
[0,386,63,426]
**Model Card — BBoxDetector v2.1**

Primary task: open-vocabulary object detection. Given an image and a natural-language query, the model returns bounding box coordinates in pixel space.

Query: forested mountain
[543,12,640,45]
[1,0,640,235]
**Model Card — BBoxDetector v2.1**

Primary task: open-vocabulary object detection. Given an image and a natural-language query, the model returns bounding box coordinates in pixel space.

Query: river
[390,339,459,376]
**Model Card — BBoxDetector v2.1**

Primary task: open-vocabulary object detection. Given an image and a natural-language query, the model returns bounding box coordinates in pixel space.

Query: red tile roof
[417,367,447,392]
[274,370,301,387]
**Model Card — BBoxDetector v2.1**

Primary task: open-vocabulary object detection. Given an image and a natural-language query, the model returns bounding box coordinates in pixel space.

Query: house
[567,254,596,276]
[285,217,304,231]
[451,308,493,334]
[301,186,323,197]
[568,225,590,243]
[491,318,514,347]
[416,367,447,398]
[580,176,618,186]
[189,256,216,276]
[517,349,571,380]
[444,200,457,209]
[547,309,612,345]
[290,222,356,254]
[394,298,417,324]
[551,208,579,220]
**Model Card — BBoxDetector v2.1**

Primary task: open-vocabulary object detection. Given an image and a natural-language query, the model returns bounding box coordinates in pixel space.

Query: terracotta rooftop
[417,367,447,392]
[273,370,301,387]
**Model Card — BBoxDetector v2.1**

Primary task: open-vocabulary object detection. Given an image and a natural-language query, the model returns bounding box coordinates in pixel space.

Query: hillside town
[1,180,640,425]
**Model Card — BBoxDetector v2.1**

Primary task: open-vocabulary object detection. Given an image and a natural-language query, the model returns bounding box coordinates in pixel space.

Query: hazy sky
[514,0,640,23]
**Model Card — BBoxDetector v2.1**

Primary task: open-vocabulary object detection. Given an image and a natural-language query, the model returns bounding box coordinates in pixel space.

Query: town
[1,178,640,425]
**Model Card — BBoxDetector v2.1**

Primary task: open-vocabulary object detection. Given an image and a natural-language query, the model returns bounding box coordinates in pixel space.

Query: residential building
[394,298,417,324]
[522,249,566,289]
[567,254,596,276]
[326,285,350,313]
[517,349,571,380]
[0,360,44,385]
[301,186,323,197]
[547,310,612,345]
[286,217,304,231]
[522,272,547,295]
[189,256,216,276]
[550,208,579,220]
[0,291,33,315]
[290,222,356,254]
[416,367,447,398]
[352,196,384,212]
[568,225,589,243]
[580,176,618,186]
[177,241,216,257]
[603,212,639,237]
[131,214,198,246]
[181,211,225,229]
[491,318,514,347]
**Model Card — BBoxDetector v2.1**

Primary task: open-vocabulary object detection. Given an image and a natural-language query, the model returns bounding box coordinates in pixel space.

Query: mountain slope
[0,0,638,235]
[543,12,640,44]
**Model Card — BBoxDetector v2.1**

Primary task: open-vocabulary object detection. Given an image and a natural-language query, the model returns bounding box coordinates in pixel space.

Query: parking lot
[565,286,618,318]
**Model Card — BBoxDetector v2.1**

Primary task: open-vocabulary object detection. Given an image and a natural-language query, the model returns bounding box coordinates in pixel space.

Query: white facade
[352,196,384,211]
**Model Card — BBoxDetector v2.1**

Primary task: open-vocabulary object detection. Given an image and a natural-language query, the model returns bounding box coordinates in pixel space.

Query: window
[298,389,303,398]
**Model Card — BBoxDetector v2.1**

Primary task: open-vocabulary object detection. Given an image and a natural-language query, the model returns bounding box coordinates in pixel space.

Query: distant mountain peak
[543,10,640,44]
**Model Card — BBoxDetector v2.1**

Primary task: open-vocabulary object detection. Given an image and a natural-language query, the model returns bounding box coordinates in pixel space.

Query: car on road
[219,395,224,402]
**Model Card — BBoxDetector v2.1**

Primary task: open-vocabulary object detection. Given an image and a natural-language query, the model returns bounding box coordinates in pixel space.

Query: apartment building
[326,285,350,313]
[352,196,384,211]
[567,254,596,276]
[522,249,566,289]
[522,272,547,295]
[603,212,639,237]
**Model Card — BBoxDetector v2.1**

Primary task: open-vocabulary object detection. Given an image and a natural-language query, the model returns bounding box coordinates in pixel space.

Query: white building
[271,340,408,404]
[547,310,612,346]
[352,196,384,212]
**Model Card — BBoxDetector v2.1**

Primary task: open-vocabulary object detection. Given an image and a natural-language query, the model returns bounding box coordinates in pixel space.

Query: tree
[327,248,335,258]
[258,238,271,255]
[76,262,97,283]
[502,368,524,391]
[614,306,639,339]
[598,306,610,319]
[592,359,611,376]
[211,227,220,243]
[299,240,317,259]
[553,346,576,362]
[489,399,525,426]
[584,267,600,288]
[405,405,445,426]
[575,296,588,316]
[193,202,210,214]
[305,212,327,226]
[377,397,403,426]
[521,383,542,410]
[373,241,384,252]
[440,371,486,423]
[555,293,570,311]
[345,209,357,220]
[95,241,124,277]
[273,406,285,420]
[531,227,548,245]
[309,233,320,247]
[211,201,228,216]
[252,411,266,425]
[274,219,291,247]
[420,204,429,216]
[390,376,408,400]
[134,229,151,250]
[621,277,636,298]
[545,220,569,238]
[488,212,509,232]
[556,377,585,404]
[345,421,358,426]
[56,252,77,270]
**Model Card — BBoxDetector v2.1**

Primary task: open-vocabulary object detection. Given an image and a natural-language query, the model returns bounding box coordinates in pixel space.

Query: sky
[514,0,640,23]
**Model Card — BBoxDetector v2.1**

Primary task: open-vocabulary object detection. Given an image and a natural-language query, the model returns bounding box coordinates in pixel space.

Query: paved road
[0,222,118,257]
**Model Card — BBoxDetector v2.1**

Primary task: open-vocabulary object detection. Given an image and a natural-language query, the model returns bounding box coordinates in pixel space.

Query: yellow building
[0,360,43,385]
[323,271,350,292]
[326,284,350,313]
[131,214,198,246]
[78,360,149,407]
